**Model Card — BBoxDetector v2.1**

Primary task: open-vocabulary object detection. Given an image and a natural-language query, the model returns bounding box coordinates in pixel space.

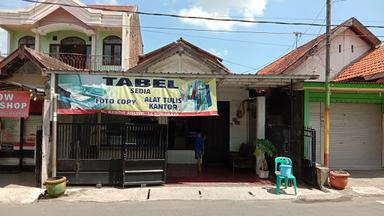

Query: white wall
[217,87,248,101]
[148,54,213,74]
[291,29,372,81]
[167,87,250,163]
[217,87,249,151]
[229,100,248,152]
[138,50,251,163]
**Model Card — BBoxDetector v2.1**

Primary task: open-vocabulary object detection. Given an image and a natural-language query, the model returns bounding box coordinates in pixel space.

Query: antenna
[293,32,302,48]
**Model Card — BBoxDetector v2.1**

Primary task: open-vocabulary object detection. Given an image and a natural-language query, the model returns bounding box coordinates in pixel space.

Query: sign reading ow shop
[0,91,30,118]
[57,75,218,116]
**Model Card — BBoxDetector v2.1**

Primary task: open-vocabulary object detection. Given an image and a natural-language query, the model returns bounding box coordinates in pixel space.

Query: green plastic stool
[275,157,297,195]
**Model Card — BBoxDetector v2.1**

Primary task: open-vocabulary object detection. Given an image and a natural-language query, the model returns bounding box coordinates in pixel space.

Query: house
[50,38,316,185]
[0,0,143,71]
[0,0,142,182]
[0,1,317,186]
[258,17,384,170]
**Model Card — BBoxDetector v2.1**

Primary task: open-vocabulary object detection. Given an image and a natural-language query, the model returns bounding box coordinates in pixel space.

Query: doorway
[167,101,230,164]
[60,37,86,54]
[57,37,88,69]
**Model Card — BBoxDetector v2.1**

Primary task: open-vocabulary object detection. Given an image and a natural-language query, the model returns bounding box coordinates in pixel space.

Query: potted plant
[43,176,68,198]
[329,170,350,190]
[254,139,276,179]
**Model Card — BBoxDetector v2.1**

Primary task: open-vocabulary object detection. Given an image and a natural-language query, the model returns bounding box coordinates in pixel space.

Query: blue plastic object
[279,164,292,177]
[275,157,297,195]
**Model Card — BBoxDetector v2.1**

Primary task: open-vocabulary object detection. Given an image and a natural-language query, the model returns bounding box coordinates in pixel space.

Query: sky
[1,0,384,73]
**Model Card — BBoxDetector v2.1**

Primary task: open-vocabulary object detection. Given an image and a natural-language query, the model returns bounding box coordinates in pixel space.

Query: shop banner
[0,91,30,118]
[57,75,218,116]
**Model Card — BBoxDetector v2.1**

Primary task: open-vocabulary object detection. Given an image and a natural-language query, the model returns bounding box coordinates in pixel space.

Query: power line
[4,0,372,24]
[142,30,292,47]
[303,4,326,35]
[21,0,384,29]
[2,16,384,39]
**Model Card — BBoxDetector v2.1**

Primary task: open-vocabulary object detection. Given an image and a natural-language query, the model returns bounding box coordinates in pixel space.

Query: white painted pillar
[41,99,51,185]
[35,32,40,52]
[255,96,266,176]
[121,12,130,71]
[7,30,11,54]
[91,34,96,70]
[50,73,57,177]
[256,96,266,139]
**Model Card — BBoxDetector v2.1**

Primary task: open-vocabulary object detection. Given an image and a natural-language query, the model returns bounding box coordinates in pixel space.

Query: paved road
[1,196,384,216]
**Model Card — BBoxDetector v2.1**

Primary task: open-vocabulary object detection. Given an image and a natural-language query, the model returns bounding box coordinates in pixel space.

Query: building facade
[0,0,316,186]
[0,0,143,71]
[0,0,142,179]
[258,17,384,170]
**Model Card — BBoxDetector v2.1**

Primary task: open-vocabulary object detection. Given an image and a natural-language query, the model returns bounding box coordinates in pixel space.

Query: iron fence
[304,127,316,162]
[57,123,167,161]
[57,123,167,185]
[302,127,317,187]
[49,53,122,71]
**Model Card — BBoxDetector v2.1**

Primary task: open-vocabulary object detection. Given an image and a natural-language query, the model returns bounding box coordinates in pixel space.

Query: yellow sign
[57,75,218,116]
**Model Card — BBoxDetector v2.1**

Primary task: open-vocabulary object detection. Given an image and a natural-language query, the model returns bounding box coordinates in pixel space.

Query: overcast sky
[1,0,384,73]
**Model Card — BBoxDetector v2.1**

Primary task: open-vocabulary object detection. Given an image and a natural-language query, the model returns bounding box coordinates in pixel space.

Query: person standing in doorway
[194,131,205,174]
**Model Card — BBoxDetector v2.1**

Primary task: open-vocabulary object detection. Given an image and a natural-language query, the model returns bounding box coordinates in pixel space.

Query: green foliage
[255,139,276,157]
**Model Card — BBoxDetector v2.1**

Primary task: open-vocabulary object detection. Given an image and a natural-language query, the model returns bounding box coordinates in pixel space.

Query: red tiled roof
[334,45,384,82]
[257,17,380,75]
[87,5,136,12]
[0,46,76,76]
[257,35,324,75]
[139,38,223,64]
[128,38,230,74]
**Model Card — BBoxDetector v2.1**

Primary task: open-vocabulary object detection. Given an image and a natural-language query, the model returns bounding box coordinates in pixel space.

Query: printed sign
[57,75,218,116]
[0,91,30,118]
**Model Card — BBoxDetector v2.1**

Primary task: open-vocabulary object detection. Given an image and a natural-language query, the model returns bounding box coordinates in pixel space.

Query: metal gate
[302,127,317,186]
[35,129,43,187]
[57,123,167,186]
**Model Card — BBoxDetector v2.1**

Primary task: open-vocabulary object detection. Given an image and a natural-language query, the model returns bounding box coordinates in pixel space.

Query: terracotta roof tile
[139,38,223,64]
[129,38,230,74]
[334,45,384,82]
[257,17,380,75]
[257,35,323,75]
[0,47,76,75]
[24,47,77,71]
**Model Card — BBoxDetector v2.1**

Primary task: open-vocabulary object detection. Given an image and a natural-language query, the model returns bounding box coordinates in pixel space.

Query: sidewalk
[0,183,343,204]
[0,185,44,205]
[0,173,45,205]
[51,185,343,203]
[329,170,384,197]
[3,169,384,205]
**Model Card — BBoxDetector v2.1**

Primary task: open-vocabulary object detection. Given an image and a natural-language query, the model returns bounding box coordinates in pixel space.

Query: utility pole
[324,0,331,167]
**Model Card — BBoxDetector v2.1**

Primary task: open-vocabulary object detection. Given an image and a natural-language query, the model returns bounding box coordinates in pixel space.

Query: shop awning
[44,70,318,88]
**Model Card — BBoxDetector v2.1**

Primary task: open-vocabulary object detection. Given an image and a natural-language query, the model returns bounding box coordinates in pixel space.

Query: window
[103,36,122,65]
[338,44,342,53]
[351,45,354,53]
[18,36,35,49]
[61,37,86,45]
